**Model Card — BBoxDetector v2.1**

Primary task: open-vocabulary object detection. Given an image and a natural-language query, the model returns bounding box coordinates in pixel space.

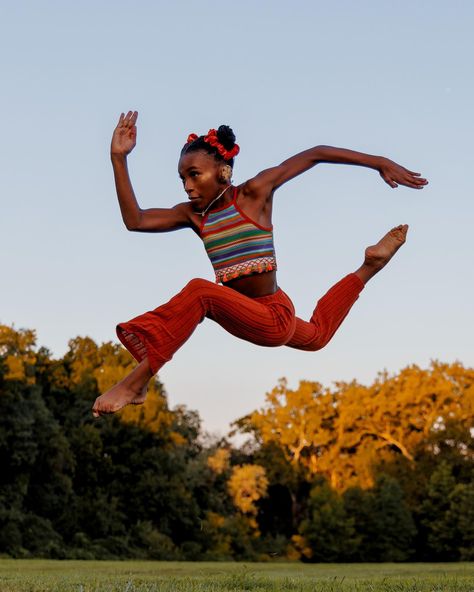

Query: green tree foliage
[236,362,473,561]
[0,325,250,560]
[419,462,474,561]
[298,478,359,562]
[345,474,415,561]
[1,323,473,561]
[447,483,474,560]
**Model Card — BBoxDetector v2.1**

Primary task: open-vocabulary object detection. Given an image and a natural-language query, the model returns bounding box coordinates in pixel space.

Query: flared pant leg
[116,273,364,374]
[116,278,297,374]
[285,273,364,351]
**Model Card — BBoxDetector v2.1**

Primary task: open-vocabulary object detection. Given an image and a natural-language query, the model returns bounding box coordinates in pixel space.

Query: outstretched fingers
[379,158,429,190]
[111,111,139,155]
[124,110,138,127]
[381,169,428,190]
[402,167,428,188]
[116,110,138,128]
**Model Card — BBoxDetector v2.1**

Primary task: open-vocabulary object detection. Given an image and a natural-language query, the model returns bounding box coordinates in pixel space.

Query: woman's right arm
[111,111,191,233]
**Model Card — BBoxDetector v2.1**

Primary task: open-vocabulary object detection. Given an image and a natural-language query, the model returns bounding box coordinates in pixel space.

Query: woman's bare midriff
[224,270,278,298]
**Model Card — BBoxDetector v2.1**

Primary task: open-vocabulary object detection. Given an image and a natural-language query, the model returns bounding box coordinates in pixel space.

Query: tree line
[0,324,473,561]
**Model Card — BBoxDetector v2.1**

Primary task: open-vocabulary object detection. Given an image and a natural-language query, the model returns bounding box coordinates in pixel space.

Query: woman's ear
[220,165,232,183]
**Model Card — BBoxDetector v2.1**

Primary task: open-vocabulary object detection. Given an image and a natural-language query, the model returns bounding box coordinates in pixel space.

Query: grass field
[0,560,473,591]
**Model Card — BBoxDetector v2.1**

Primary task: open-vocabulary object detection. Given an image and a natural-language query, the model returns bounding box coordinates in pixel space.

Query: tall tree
[237,363,473,490]
[298,477,359,562]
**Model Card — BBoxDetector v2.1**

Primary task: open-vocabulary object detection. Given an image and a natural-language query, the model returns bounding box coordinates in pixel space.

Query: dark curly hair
[181,125,238,168]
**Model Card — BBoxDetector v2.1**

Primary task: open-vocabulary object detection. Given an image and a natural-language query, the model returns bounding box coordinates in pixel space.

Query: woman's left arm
[245,145,428,196]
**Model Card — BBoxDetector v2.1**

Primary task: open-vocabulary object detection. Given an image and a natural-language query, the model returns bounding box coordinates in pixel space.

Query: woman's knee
[300,339,325,352]
[184,277,215,294]
[270,323,299,348]
[287,333,327,351]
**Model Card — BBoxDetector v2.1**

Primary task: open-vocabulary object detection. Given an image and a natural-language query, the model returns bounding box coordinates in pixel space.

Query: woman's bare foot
[92,358,153,417]
[131,386,148,405]
[92,383,142,417]
[355,224,409,284]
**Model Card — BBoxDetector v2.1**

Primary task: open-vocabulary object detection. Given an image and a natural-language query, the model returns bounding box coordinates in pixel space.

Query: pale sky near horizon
[2,1,473,436]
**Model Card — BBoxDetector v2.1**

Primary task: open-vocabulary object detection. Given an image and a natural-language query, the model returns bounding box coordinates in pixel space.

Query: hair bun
[216,125,236,151]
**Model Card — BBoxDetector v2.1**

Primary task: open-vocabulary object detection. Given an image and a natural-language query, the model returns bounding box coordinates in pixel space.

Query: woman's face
[178,151,225,212]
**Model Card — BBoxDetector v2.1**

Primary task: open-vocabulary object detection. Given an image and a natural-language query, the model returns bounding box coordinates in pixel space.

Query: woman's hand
[378,157,428,189]
[111,111,138,157]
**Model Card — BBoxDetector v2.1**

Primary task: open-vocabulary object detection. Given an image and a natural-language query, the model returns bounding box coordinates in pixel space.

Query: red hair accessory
[204,129,240,160]
[186,133,198,144]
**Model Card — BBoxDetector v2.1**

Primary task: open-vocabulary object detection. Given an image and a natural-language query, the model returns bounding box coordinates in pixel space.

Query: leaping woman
[92,111,427,417]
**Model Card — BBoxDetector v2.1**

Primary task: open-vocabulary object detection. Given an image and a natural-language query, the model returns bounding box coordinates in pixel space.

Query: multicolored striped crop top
[200,187,277,284]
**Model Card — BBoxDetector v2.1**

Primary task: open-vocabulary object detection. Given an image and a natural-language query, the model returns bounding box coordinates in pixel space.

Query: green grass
[0,560,473,591]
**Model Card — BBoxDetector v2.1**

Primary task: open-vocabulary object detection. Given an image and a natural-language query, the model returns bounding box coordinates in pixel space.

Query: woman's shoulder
[175,200,206,234]
[237,171,276,203]
[234,182,274,228]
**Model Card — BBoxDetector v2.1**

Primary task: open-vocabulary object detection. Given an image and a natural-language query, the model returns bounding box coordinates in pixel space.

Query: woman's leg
[286,274,364,351]
[287,225,408,351]
[93,279,296,416]
[118,278,296,371]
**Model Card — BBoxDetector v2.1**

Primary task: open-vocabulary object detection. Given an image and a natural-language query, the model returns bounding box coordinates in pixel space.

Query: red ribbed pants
[116,273,364,375]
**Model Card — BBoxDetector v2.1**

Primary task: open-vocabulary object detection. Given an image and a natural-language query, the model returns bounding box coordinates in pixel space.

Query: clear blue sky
[2,1,473,435]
